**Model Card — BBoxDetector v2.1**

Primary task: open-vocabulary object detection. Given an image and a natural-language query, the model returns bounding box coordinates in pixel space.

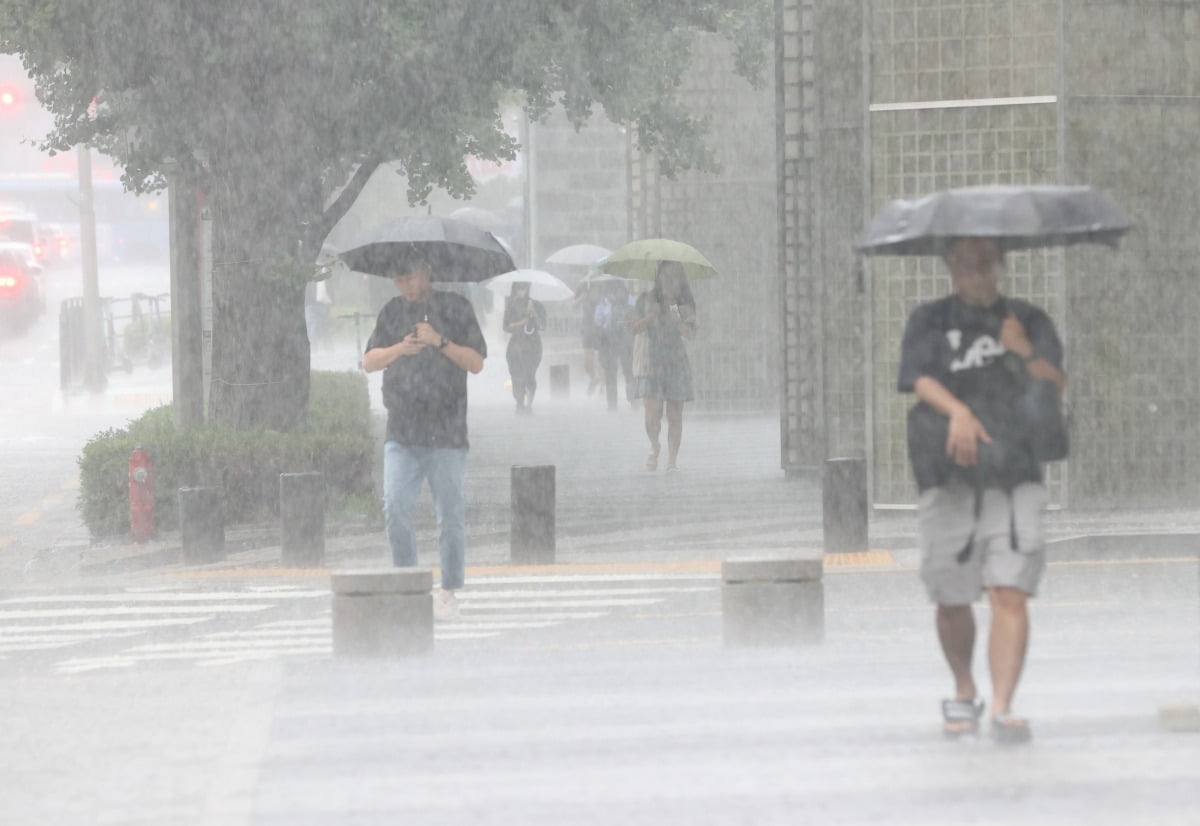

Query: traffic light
[0,84,22,115]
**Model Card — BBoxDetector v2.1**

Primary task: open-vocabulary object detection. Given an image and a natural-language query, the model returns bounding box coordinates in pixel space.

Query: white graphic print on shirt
[948,330,1005,372]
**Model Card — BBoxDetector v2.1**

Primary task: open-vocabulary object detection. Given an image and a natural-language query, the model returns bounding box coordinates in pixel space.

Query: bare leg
[664,400,684,469]
[936,604,978,702]
[987,586,1030,716]
[584,348,602,392]
[643,397,663,469]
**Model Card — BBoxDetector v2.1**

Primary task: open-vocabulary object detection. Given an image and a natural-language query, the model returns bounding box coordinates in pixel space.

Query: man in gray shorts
[898,237,1066,743]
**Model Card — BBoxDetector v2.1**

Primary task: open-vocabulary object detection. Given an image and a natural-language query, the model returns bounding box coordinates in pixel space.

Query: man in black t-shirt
[363,256,487,621]
[898,237,1065,743]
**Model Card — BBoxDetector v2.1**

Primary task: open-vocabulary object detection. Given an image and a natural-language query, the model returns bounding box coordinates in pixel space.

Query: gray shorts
[917,481,1048,605]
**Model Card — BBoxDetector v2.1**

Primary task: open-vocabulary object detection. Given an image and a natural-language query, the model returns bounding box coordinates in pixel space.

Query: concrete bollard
[511,465,555,564]
[823,457,868,553]
[722,557,824,646]
[178,486,225,565]
[331,569,433,657]
[549,364,570,399]
[280,472,326,567]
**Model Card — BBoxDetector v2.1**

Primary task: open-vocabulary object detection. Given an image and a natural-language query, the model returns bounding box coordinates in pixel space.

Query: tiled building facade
[778,0,1200,507]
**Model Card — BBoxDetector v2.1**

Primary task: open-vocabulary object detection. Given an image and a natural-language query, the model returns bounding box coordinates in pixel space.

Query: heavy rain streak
[0,3,1197,824]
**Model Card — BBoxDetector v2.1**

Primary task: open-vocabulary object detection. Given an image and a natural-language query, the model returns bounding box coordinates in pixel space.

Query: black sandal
[990,713,1033,745]
[942,698,985,739]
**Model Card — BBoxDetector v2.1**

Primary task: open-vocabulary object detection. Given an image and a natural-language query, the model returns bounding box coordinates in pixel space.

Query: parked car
[0,240,46,330]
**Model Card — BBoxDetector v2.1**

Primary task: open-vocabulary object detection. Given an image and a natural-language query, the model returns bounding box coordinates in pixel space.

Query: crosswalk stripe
[464,573,716,585]
[0,618,208,633]
[2,590,328,604]
[4,574,711,673]
[458,586,713,599]
[461,598,663,609]
[0,605,270,619]
[0,632,143,645]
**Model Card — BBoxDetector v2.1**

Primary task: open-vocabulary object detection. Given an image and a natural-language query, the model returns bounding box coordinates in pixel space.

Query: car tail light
[0,267,24,291]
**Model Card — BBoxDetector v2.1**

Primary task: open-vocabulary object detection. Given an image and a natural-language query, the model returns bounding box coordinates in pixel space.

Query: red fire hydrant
[128,446,156,542]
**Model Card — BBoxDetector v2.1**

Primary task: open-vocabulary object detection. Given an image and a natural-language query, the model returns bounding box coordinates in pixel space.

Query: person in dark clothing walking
[898,237,1065,743]
[362,256,487,621]
[594,279,636,411]
[502,281,547,413]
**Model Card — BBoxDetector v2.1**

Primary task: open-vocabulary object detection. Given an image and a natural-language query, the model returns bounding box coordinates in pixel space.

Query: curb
[70,529,1200,584]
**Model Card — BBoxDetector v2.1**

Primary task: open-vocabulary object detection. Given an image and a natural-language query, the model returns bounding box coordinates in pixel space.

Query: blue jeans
[383,442,468,590]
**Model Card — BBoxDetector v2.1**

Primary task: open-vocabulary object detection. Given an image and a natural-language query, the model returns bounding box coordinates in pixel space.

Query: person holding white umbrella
[502,281,548,413]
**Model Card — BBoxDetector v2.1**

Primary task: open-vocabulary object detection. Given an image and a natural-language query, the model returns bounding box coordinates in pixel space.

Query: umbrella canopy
[544,243,611,268]
[600,238,717,280]
[448,206,506,233]
[483,269,574,302]
[856,184,1134,256]
[340,215,515,282]
[575,270,630,290]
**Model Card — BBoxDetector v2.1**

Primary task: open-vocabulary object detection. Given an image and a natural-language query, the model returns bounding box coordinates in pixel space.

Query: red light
[0,274,19,289]
[0,85,20,112]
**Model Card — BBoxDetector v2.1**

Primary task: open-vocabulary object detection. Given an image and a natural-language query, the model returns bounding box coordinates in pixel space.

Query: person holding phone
[362,255,487,621]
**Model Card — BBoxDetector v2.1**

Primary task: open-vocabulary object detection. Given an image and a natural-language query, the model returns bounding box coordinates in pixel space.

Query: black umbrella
[856,184,1134,256]
[339,215,516,282]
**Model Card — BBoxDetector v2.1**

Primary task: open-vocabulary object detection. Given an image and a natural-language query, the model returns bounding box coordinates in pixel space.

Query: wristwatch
[439,336,451,350]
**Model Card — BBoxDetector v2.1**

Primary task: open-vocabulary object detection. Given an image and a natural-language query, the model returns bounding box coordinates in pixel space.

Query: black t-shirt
[898,294,1063,489]
[365,291,487,448]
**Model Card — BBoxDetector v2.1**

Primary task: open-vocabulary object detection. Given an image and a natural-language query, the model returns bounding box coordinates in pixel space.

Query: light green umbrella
[599,238,717,281]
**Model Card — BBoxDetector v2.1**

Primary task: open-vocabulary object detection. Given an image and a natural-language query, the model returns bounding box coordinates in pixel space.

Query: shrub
[78,370,377,539]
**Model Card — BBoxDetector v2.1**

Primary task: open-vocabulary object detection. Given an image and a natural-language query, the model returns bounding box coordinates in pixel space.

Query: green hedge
[78,370,378,539]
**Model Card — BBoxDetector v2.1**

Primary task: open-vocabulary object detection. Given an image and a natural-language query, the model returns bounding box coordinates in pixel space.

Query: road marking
[0,536,12,549]
[460,598,664,610]
[0,631,142,648]
[0,618,208,633]
[39,494,63,509]
[13,512,40,526]
[0,605,270,619]
[458,586,713,599]
[1049,557,1199,567]
[825,551,895,567]
[2,590,328,605]
[15,577,700,673]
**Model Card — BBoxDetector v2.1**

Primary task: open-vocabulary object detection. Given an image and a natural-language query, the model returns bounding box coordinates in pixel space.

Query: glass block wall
[866,0,1064,504]
[628,34,780,411]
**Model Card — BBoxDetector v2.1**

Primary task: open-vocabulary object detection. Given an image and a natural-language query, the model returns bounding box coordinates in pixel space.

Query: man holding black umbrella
[362,255,487,621]
[898,237,1065,744]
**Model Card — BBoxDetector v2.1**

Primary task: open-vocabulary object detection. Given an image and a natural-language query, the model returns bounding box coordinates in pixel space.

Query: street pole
[77,144,106,393]
[522,110,537,269]
[167,167,205,427]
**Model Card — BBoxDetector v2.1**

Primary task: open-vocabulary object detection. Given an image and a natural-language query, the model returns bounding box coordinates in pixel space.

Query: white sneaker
[432,589,460,622]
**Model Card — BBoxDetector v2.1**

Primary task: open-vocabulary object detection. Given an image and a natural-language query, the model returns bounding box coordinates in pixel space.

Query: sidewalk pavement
[69,380,1200,584]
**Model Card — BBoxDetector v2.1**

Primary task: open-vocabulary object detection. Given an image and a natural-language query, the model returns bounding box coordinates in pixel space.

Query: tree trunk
[207,187,311,432]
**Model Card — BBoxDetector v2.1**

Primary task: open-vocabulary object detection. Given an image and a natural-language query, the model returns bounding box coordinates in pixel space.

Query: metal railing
[60,291,172,391]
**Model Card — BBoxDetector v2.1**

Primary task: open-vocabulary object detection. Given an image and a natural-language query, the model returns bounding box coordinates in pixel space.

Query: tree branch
[303,157,381,261]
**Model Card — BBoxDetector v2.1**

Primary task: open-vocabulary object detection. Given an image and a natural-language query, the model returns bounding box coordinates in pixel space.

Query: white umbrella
[544,243,610,268]
[484,269,574,302]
